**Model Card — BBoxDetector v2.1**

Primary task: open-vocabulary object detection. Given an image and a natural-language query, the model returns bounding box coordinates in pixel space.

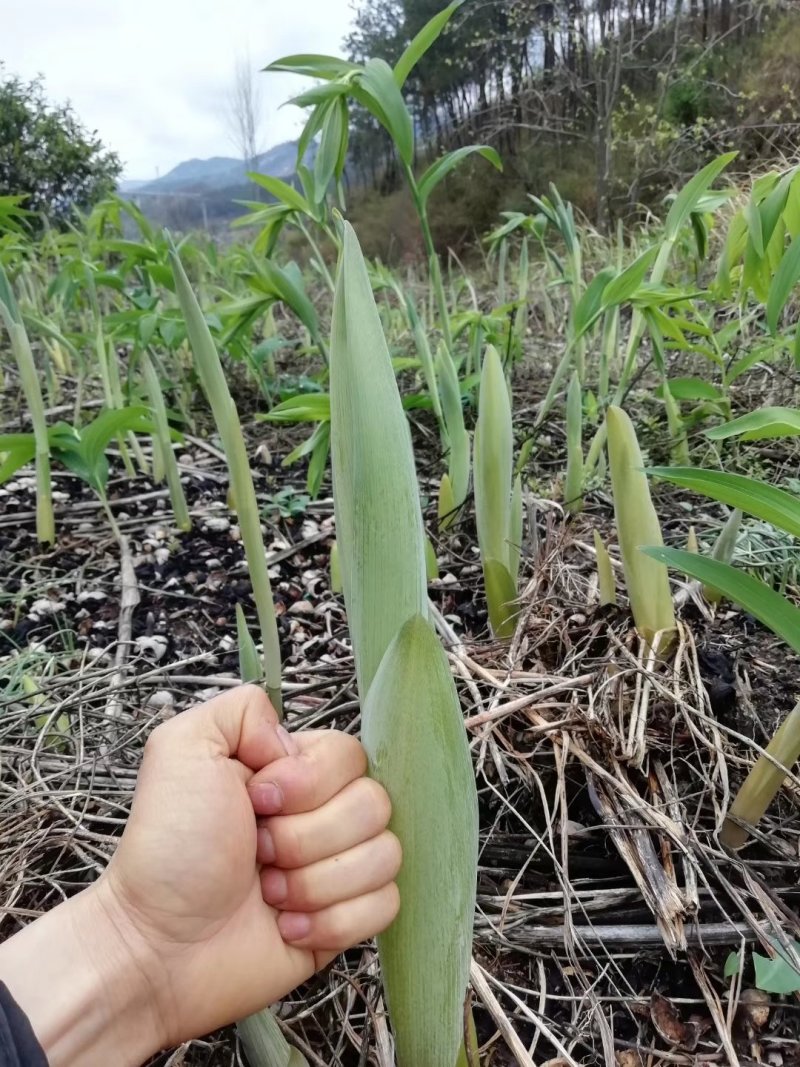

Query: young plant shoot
[329,222,477,1067]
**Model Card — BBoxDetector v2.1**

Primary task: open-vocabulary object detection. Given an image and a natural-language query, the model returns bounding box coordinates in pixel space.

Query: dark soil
[3,353,800,1066]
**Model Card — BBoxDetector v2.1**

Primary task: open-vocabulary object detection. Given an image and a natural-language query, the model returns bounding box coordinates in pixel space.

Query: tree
[0,69,121,227]
[227,55,263,173]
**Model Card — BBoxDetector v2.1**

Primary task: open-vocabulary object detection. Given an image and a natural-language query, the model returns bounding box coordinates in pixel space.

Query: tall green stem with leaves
[0,271,54,543]
[169,243,282,712]
[330,222,477,1067]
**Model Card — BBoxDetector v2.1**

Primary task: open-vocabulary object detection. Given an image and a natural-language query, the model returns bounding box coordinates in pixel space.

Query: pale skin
[0,685,401,1066]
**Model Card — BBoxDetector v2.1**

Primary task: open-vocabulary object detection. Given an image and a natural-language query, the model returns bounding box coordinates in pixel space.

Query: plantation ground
[3,305,800,1067]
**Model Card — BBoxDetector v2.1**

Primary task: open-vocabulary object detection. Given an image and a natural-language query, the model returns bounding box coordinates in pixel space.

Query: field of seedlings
[4,13,800,1067]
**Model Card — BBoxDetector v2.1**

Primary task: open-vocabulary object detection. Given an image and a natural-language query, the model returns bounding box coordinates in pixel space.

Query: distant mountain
[116,139,315,230]
[132,140,305,197]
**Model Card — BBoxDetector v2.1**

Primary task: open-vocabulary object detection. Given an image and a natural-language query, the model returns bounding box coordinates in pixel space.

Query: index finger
[152,684,287,771]
[247,729,367,816]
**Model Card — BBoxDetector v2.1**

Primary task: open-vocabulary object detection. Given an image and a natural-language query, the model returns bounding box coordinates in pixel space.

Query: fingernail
[251,782,283,814]
[261,868,288,904]
[256,826,276,865]
[276,724,300,756]
[278,912,311,942]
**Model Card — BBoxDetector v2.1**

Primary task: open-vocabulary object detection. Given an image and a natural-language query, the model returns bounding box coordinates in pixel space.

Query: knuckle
[275,823,306,869]
[382,831,403,873]
[323,908,351,947]
[361,778,392,827]
[239,683,274,717]
[382,883,401,925]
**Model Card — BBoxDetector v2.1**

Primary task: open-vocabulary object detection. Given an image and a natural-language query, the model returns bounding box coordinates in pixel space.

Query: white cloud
[5,0,355,178]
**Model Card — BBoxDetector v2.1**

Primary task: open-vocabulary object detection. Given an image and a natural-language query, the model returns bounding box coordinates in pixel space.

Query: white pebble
[135,635,168,660]
[203,516,230,533]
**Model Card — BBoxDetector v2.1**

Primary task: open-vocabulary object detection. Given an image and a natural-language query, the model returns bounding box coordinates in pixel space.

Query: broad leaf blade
[357,58,414,166]
[263,54,357,79]
[767,233,800,335]
[663,152,737,243]
[643,547,800,655]
[418,146,502,207]
[705,406,800,441]
[606,406,675,644]
[647,466,800,540]
[394,0,463,87]
[363,615,477,1067]
[484,558,519,638]
[474,345,512,569]
[329,223,428,697]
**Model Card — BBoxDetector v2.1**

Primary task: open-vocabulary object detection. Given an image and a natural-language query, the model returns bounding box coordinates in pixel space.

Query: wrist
[0,881,168,1066]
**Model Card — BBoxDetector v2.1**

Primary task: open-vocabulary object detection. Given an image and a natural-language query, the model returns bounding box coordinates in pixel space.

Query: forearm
[0,882,166,1067]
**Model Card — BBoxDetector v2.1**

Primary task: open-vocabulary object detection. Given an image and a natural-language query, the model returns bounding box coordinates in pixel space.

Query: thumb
[159,684,293,771]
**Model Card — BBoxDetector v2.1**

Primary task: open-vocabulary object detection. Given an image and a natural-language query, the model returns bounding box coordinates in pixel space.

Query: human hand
[0,686,400,1066]
[102,685,401,1044]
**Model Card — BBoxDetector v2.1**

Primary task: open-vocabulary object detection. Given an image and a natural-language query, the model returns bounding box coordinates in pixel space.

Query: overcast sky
[5,0,355,179]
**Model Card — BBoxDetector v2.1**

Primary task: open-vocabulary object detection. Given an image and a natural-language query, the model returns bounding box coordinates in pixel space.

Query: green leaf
[314,97,347,202]
[79,406,153,479]
[236,604,263,685]
[248,174,313,216]
[753,939,800,995]
[606,407,675,645]
[657,377,724,401]
[744,198,765,258]
[646,466,800,541]
[663,152,737,244]
[424,537,439,581]
[484,558,519,638]
[263,54,358,79]
[0,263,21,322]
[573,268,616,340]
[705,407,800,441]
[417,146,502,207]
[169,239,282,711]
[643,547,800,655]
[767,233,800,334]
[0,435,36,482]
[306,421,330,498]
[260,394,331,424]
[329,223,428,698]
[438,472,457,531]
[723,951,742,979]
[356,58,414,166]
[436,343,469,506]
[237,1010,309,1067]
[601,245,659,307]
[474,346,512,570]
[394,0,463,87]
[362,615,477,1067]
[252,261,319,342]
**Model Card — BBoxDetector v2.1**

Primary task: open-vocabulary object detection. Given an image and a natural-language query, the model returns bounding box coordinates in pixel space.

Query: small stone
[30,597,66,617]
[76,590,107,604]
[205,558,222,570]
[218,635,235,652]
[203,516,231,534]
[154,547,170,566]
[146,689,175,709]
[289,600,314,615]
[135,635,168,660]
